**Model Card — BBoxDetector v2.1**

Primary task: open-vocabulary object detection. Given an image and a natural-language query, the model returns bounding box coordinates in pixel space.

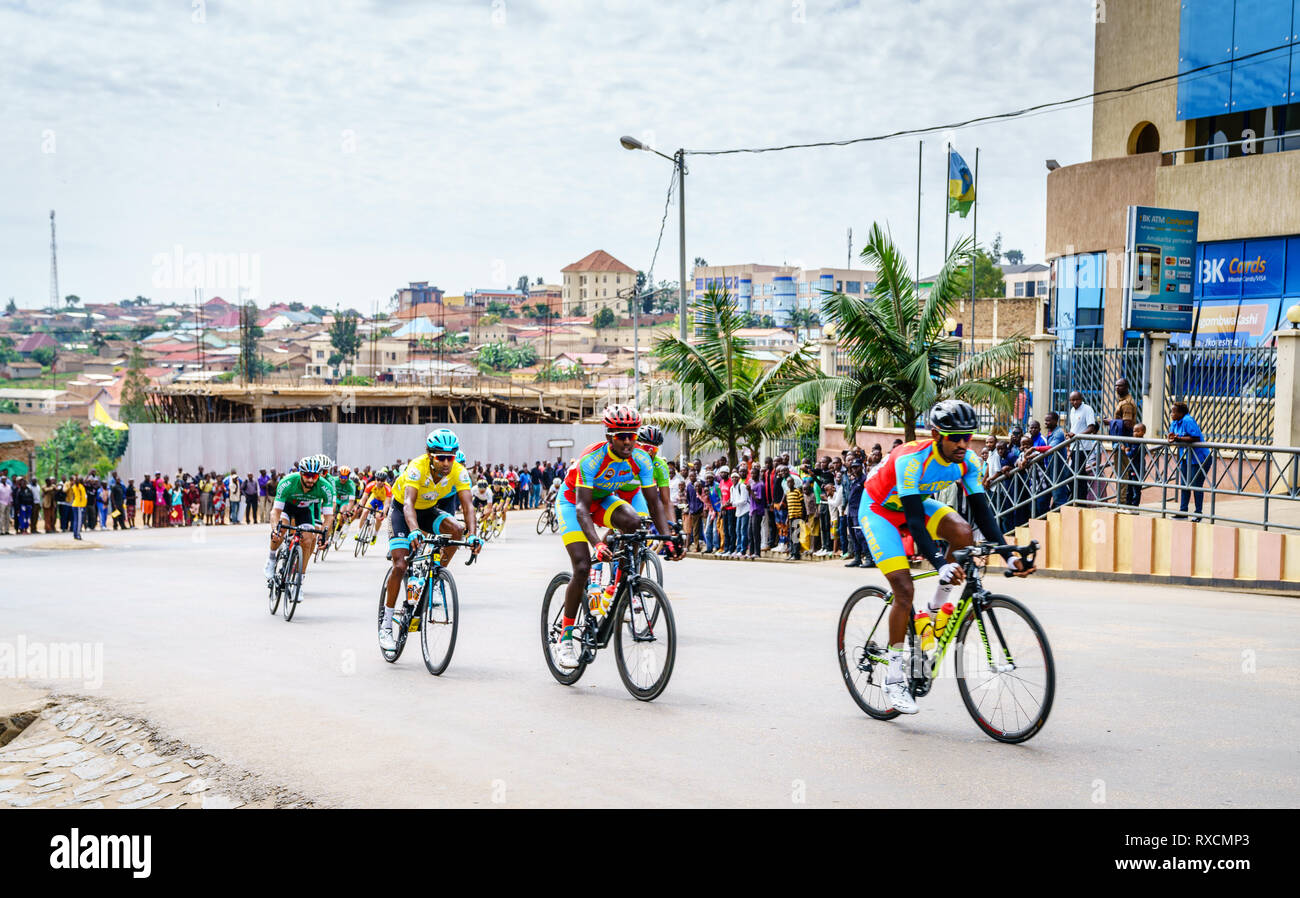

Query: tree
[64,295,81,307]
[785,223,1025,443]
[572,303,585,317]
[535,276,544,286]
[474,341,536,373]
[988,232,1004,265]
[309,305,329,318]
[592,308,615,329]
[0,399,18,413]
[31,346,56,368]
[788,308,821,341]
[1004,248,1025,266]
[635,271,648,295]
[288,302,306,312]
[91,425,129,462]
[652,284,824,466]
[238,302,265,381]
[4,298,16,315]
[89,330,108,353]
[329,311,362,371]
[35,421,108,479]
[951,247,1006,300]
[130,324,154,342]
[515,275,531,295]
[693,257,708,269]
[120,346,153,423]
[485,301,518,319]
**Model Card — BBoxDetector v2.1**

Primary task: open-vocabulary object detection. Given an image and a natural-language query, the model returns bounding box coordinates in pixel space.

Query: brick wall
[953,296,1048,346]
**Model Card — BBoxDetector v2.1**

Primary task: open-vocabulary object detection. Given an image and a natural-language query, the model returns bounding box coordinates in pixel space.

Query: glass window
[1015,281,1026,297]
[1038,281,1048,294]
[1177,0,1234,120]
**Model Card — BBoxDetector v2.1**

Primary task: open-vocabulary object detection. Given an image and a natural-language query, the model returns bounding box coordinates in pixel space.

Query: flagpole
[970,147,980,352]
[915,140,922,286]
[943,143,950,266]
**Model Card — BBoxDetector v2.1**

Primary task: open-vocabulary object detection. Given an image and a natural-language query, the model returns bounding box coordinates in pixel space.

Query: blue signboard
[1200,238,1286,298]
[1124,206,1199,331]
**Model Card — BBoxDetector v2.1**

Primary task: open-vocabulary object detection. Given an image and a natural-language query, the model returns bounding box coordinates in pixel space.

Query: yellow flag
[92,400,129,431]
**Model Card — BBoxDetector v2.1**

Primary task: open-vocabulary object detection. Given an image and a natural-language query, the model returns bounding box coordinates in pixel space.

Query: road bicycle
[535,503,559,535]
[540,531,678,701]
[267,522,321,622]
[482,503,506,542]
[315,514,337,562]
[354,513,378,557]
[836,540,1054,743]
[331,509,353,552]
[377,534,479,675]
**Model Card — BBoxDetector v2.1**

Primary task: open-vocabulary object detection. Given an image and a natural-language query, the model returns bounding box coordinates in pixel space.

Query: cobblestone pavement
[0,688,316,809]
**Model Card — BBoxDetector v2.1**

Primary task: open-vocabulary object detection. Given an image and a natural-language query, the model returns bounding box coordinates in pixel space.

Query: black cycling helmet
[636,424,664,447]
[928,399,978,434]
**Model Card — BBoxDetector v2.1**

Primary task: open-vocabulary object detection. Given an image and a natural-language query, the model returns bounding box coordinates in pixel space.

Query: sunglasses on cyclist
[940,431,975,443]
[430,453,457,462]
[609,431,638,441]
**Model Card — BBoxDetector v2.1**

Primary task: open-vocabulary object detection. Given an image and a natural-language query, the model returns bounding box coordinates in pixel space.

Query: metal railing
[1159,129,1300,163]
[978,434,1300,534]
[1164,345,1275,445]
[1050,345,1144,424]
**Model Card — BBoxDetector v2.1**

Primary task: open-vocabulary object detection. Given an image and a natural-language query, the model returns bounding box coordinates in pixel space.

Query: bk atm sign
[1124,206,1199,332]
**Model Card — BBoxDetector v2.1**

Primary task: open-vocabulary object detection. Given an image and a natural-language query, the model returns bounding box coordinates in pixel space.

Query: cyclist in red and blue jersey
[555,405,682,669]
[859,399,1035,714]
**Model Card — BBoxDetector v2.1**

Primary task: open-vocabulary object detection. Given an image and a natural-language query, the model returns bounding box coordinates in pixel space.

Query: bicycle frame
[577,537,664,655]
[859,544,1036,695]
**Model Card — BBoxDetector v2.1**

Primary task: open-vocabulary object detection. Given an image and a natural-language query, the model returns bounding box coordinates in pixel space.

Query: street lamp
[622,135,689,458]
[1287,303,1300,328]
[944,316,958,335]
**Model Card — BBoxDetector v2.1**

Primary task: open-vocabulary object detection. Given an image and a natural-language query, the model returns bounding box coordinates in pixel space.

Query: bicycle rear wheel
[836,586,901,720]
[333,519,349,551]
[536,508,550,535]
[548,510,559,533]
[540,572,586,685]
[954,595,1054,743]
[282,546,303,621]
[613,579,675,701]
[420,569,459,675]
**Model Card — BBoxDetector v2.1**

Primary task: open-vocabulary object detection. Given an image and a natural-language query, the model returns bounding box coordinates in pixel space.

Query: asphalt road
[2,516,1297,808]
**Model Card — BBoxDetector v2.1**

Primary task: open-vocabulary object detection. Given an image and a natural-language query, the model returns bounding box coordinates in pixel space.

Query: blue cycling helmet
[456,450,466,465]
[299,456,324,474]
[426,429,459,453]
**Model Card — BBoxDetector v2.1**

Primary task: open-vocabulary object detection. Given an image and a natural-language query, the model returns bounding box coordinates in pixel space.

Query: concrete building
[561,250,637,317]
[690,263,878,325]
[394,282,446,320]
[1046,0,1300,348]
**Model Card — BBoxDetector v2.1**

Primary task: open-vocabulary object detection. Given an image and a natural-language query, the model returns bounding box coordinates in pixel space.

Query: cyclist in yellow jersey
[379,430,483,652]
[355,469,392,543]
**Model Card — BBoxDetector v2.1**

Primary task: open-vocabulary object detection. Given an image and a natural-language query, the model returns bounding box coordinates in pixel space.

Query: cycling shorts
[279,505,318,529]
[859,499,954,576]
[389,501,453,552]
[472,497,490,509]
[368,498,385,512]
[556,493,631,546]
[616,487,649,517]
[437,493,459,517]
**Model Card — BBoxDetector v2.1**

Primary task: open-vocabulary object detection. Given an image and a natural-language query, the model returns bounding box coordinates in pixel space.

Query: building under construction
[148,378,624,425]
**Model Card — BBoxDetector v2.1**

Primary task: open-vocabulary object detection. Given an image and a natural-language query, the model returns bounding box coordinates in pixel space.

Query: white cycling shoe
[556,636,581,670]
[263,559,276,581]
[884,681,919,714]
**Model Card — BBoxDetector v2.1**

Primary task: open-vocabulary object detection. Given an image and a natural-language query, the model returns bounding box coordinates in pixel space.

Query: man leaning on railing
[1167,401,1212,521]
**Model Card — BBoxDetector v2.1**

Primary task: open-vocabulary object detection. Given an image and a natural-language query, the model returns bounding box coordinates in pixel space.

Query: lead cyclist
[858,399,1036,714]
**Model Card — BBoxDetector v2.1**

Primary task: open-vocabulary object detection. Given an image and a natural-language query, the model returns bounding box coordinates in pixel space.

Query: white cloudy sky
[0,0,1097,310]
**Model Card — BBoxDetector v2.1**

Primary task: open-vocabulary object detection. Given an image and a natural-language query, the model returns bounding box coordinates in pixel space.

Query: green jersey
[334,475,358,502]
[618,452,670,492]
[274,473,335,522]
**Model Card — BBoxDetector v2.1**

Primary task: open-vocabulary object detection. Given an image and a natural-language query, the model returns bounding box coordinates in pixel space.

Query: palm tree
[778,223,1025,442]
[651,284,823,466]
[788,307,821,341]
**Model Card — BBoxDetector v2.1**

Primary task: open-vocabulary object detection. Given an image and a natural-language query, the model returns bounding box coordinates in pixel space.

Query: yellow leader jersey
[393,457,473,509]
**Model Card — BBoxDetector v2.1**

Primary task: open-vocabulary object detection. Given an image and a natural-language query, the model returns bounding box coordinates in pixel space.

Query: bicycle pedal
[407,617,420,633]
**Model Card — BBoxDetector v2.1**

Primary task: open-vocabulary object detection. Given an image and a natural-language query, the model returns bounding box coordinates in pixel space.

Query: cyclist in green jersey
[263,456,336,581]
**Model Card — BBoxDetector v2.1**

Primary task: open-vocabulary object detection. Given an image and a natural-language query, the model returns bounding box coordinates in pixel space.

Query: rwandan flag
[948,149,975,218]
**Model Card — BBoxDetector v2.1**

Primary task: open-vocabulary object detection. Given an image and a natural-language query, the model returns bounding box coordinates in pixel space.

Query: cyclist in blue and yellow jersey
[379,431,483,652]
[859,399,1035,714]
[554,405,682,669]
[435,450,469,523]
[614,424,676,527]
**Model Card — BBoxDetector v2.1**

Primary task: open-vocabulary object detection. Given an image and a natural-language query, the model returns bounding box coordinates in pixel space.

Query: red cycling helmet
[603,404,641,431]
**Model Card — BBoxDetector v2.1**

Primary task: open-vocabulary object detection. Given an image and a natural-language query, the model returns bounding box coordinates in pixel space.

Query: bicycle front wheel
[549,511,559,533]
[836,586,900,721]
[536,509,550,535]
[378,567,405,662]
[540,572,586,685]
[282,546,303,621]
[637,547,664,587]
[333,521,348,551]
[613,579,675,701]
[267,553,282,615]
[420,569,459,676]
[954,595,1055,744]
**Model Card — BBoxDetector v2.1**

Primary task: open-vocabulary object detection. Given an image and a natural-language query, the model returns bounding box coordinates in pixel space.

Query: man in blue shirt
[1042,411,1069,509]
[1168,401,1211,520]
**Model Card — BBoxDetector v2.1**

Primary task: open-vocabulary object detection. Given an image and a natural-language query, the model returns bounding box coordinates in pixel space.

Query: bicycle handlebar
[410,534,481,566]
[277,522,323,533]
[950,540,1039,577]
